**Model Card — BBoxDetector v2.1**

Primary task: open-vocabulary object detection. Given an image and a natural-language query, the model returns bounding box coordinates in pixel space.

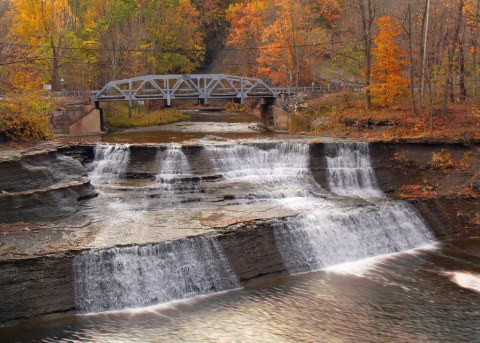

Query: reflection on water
[2,238,479,343]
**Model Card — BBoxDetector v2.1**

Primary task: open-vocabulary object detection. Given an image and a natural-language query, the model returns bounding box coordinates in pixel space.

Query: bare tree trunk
[459,35,467,102]
[358,0,374,110]
[472,0,480,97]
[289,0,299,88]
[442,0,464,114]
[420,0,430,97]
[427,77,434,135]
[407,4,417,116]
[474,38,478,98]
[51,44,60,91]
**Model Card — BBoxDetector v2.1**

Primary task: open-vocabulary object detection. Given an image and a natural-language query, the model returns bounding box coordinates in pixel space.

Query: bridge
[91,74,279,106]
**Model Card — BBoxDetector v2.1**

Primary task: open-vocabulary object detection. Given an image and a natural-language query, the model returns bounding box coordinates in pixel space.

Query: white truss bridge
[91,74,279,105]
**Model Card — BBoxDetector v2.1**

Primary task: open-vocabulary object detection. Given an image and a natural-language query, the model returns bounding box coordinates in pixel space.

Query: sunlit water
[2,238,479,343]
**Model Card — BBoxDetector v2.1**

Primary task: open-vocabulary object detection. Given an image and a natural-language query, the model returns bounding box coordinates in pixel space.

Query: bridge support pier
[95,101,105,132]
[260,98,275,128]
[260,97,289,131]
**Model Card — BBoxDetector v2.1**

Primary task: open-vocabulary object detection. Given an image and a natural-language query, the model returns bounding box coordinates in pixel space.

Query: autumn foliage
[226,0,339,86]
[0,71,53,141]
[367,16,409,105]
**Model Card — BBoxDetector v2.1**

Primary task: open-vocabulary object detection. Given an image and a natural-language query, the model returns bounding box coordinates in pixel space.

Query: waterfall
[155,146,203,203]
[73,236,239,313]
[90,143,130,184]
[275,202,434,273]
[157,146,191,177]
[274,141,435,274]
[206,142,320,199]
[325,142,383,197]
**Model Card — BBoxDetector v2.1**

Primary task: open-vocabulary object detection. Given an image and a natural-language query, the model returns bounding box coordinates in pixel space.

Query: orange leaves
[366,16,408,105]
[226,0,334,84]
[399,184,436,199]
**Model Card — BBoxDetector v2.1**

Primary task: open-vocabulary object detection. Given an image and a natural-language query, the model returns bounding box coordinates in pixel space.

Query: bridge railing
[273,85,364,94]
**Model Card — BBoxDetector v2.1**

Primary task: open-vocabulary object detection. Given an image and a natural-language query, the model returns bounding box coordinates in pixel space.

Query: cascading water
[90,143,130,184]
[325,142,383,197]
[80,140,435,314]
[206,142,321,199]
[274,141,435,273]
[157,146,191,176]
[275,202,434,273]
[73,236,239,313]
[155,145,203,203]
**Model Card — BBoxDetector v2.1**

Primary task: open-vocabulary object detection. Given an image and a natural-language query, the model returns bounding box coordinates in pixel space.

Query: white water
[274,141,434,273]
[81,141,435,313]
[73,236,239,313]
[275,202,434,273]
[155,145,203,203]
[447,271,480,293]
[325,142,383,197]
[206,142,321,199]
[156,145,191,177]
[90,143,130,184]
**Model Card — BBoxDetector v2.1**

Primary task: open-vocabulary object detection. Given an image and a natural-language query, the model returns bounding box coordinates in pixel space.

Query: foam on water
[447,271,480,293]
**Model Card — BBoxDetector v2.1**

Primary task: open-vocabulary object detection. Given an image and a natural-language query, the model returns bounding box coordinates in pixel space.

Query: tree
[13,0,79,91]
[82,0,142,83]
[367,16,408,105]
[226,0,337,85]
[226,0,269,76]
[140,0,205,74]
[356,0,377,109]
[0,70,54,140]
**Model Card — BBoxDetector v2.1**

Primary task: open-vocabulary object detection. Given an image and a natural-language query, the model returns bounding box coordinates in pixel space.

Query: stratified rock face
[0,253,76,323]
[0,149,97,223]
[218,220,289,283]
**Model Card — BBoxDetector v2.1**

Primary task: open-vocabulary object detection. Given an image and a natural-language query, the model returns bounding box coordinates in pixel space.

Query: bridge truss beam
[91,74,279,106]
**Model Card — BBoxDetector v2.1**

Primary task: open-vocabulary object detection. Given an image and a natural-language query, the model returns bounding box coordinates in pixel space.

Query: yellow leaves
[8,70,45,94]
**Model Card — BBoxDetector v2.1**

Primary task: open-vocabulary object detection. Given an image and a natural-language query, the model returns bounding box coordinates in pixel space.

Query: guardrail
[272,85,364,94]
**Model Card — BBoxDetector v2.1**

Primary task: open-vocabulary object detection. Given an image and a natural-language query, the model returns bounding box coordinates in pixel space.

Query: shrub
[0,70,53,141]
[0,94,53,141]
[225,102,247,113]
[103,103,189,128]
[390,152,417,168]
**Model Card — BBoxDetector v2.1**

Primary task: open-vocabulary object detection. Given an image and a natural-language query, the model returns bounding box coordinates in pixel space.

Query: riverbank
[289,92,480,142]
[102,104,190,128]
